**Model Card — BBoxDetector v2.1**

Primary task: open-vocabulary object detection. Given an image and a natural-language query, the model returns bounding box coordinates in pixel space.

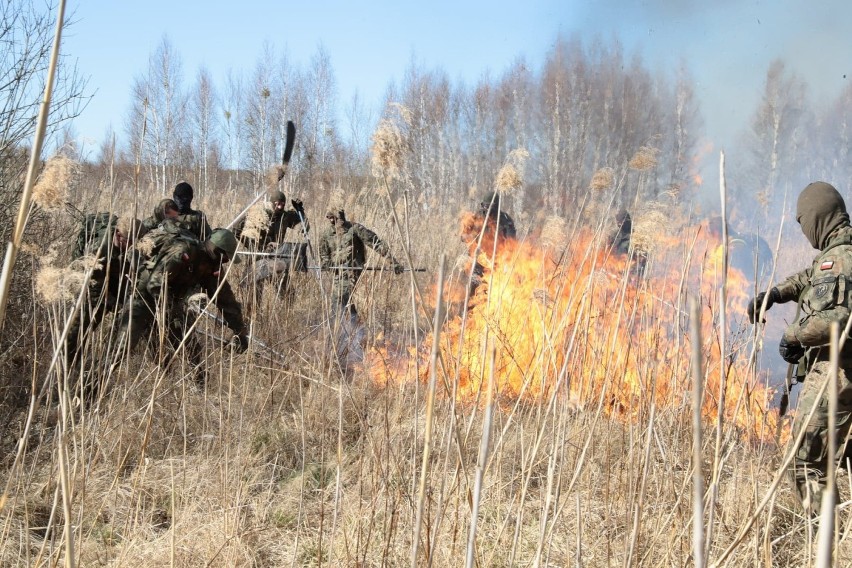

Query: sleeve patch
[821,261,834,270]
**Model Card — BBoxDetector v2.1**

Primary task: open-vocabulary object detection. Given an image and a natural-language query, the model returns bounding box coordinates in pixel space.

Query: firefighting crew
[748,181,852,519]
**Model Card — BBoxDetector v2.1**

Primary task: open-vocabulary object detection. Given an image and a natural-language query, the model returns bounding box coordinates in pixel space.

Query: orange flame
[367,212,780,441]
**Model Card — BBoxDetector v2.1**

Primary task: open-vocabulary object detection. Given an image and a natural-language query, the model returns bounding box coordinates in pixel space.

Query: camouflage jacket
[177,209,212,241]
[72,212,137,286]
[139,238,246,334]
[235,207,307,250]
[776,225,852,348]
[319,222,393,269]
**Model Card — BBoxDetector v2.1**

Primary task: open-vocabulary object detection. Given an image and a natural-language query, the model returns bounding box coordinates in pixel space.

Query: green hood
[796,181,850,249]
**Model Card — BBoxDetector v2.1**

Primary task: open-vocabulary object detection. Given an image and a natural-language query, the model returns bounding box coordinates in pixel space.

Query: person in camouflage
[235,189,308,251]
[470,191,516,241]
[234,189,310,302]
[747,182,852,518]
[172,181,212,240]
[115,228,249,382]
[460,191,517,303]
[142,198,180,232]
[319,208,403,318]
[610,208,633,256]
[66,214,148,366]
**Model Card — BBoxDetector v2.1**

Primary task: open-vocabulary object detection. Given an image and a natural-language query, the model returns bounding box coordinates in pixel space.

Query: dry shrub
[540,215,568,250]
[628,146,659,171]
[590,167,614,191]
[370,103,412,181]
[32,154,79,210]
[631,203,669,253]
[264,165,283,189]
[241,202,270,242]
[35,259,94,303]
[495,148,530,194]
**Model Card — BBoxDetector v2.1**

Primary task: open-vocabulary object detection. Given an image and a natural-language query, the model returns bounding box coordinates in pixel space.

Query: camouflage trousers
[789,360,852,517]
[117,288,205,383]
[330,271,359,318]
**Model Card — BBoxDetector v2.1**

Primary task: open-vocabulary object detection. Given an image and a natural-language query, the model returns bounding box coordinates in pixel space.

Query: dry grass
[1,154,846,568]
[32,155,79,210]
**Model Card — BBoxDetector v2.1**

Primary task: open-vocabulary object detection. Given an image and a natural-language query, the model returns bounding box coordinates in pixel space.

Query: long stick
[815,322,839,565]
[306,265,427,272]
[410,256,445,567]
[226,120,295,230]
[690,298,705,568]
[0,0,67,329]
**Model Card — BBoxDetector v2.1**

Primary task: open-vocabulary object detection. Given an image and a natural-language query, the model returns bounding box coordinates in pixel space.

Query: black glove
[393,261,405,275]
[778,337,805,364]
[291,199,304,213]
[748,287,781,324]
[234,333,250,353]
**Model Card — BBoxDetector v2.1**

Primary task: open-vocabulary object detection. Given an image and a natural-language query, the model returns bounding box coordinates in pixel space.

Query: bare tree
[739,59,809,221]
[0,0,88,240]
[127,36,187,194]
[303,45,338,183]
[188,65,218,192]
[221,71,245,191]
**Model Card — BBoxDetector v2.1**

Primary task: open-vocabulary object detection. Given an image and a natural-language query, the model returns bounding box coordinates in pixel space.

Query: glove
[393,261,405,275]
[748,287,781,324]
[291,199,304,213]
[234,333,250,353]
[778,336,804,364]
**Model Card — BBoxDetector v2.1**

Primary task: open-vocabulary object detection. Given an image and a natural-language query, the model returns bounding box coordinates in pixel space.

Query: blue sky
[62,0,851,156]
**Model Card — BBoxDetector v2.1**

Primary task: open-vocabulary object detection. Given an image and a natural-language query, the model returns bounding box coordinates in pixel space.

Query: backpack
[137,219,201,270]
[72,212,118,260]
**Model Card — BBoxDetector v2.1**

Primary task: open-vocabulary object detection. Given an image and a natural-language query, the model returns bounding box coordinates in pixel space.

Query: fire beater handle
[307,265,427,272]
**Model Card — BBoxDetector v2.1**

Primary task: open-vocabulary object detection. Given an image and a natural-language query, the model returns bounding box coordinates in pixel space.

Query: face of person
[274,200,286,213]
[165,207,179,220]
[327,213,337,227]
[113,230,128,249]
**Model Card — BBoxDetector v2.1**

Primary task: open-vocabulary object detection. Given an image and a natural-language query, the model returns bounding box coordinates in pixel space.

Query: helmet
[269,190,286,203]
[208,229,241,264]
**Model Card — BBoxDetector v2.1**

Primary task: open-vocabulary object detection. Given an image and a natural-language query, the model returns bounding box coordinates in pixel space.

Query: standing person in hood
[172,181,212,240]
[747,181,852,519]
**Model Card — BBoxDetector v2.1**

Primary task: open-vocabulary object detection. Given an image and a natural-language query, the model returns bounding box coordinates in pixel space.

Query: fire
[367,210,780,440]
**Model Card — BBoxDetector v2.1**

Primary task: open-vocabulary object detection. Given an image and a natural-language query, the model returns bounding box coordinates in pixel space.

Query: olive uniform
[750,182,852,517]
[318,211,401,316]
[235,191,308,251]
[116,229,247,379]
[172,181,212,240]
[66,214,146,365]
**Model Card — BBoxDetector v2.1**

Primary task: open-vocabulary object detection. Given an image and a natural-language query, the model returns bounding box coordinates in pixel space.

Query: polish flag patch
[821,260,834,270]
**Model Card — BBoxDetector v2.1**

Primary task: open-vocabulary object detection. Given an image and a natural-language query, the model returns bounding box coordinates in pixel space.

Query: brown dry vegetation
[1,164,849,568]
[4,9,852,565]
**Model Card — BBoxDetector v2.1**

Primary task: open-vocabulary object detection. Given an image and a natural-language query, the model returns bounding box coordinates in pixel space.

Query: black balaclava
[796,181,850,250]
[479,191,500,218]
[173,182,194,214]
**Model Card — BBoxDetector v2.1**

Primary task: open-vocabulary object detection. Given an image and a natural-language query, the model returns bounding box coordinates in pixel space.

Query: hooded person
[747,181,852,518]
[172,181,212,240]
[476,191,516,240]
